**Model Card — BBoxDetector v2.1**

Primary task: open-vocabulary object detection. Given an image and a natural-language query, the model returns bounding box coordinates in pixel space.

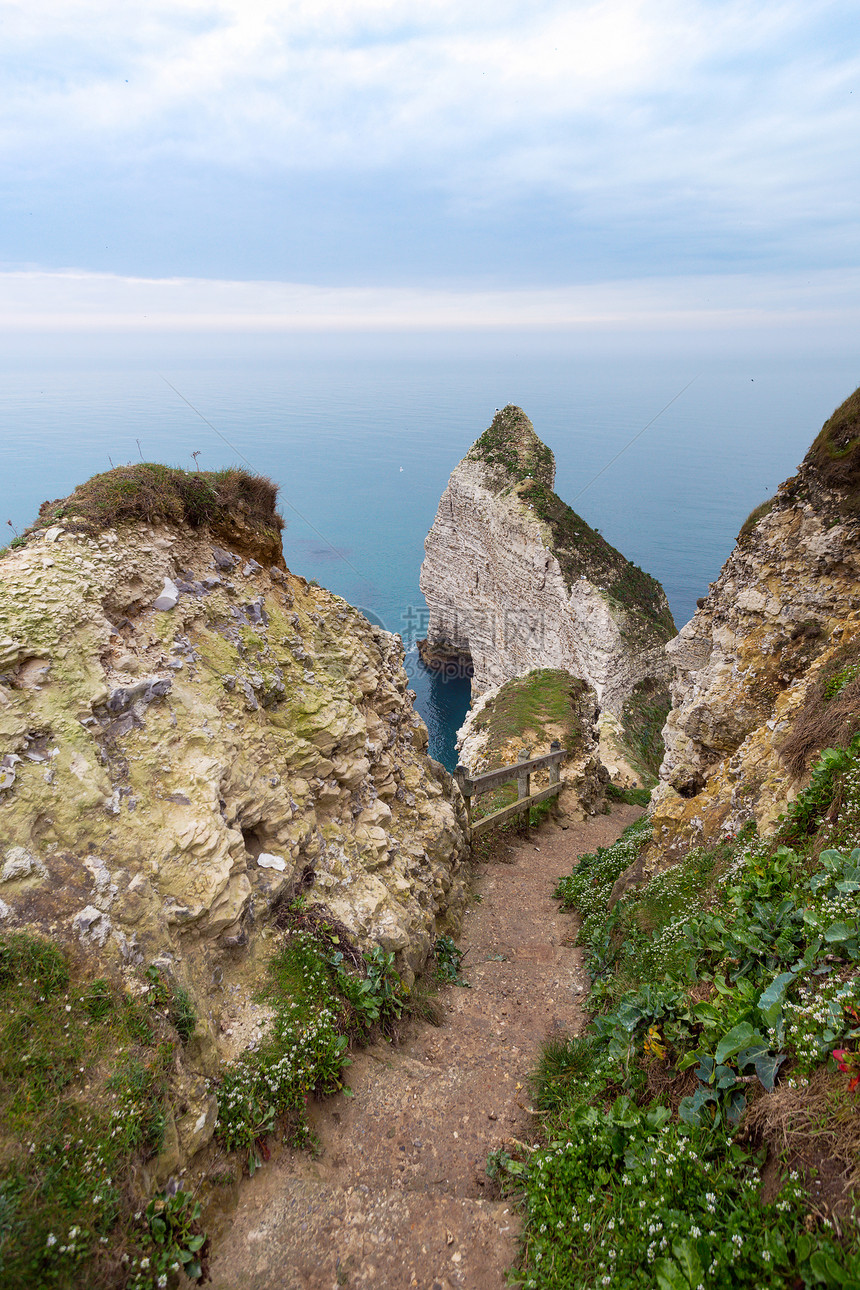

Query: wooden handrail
[453,740,566,840]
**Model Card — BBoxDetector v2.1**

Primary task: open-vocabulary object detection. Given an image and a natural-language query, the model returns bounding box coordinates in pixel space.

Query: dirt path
[207,806,640,1290]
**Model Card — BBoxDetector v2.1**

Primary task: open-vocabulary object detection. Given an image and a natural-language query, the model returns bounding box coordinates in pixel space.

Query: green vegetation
[468,406,555,489]
[0,934,206,1290]
[214,930,352,1168]
[520,481,676,640]
[492,739,860,1288]
[467,669,586,825]
[144,966,197,1044]
[805,385,860,517]
[469,406,675,664]
[213,911,410,1173]
[606,782,652,808]
[0,917,421,1285]
[432,935,470,987]
[780,644,860,779]
[472,669,589,763]
[19,464,283,542]
[621,677,672,782]
[738,496,777,541]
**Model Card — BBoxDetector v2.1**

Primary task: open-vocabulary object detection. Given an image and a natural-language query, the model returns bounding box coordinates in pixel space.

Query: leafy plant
[143,1189,206,1283]
[329,943,409,1031]
[509,740,860,1287]
[144,966,197,1044]
[432,935,470,987]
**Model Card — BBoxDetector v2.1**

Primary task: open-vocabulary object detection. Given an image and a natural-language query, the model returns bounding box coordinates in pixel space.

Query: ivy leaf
[824,921,858,943]
[757,972,796,1029]
[678,1087,717,1126]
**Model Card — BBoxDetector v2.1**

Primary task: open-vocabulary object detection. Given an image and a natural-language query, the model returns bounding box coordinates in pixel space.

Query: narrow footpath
[208,805,641,1290]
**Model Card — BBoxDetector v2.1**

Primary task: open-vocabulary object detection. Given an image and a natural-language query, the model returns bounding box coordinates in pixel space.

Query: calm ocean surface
[2,341,856,768]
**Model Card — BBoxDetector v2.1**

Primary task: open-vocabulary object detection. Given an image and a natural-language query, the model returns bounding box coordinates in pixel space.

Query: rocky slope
[419,406,676,749]
[0,467,468,1163]
[651,385,860,860]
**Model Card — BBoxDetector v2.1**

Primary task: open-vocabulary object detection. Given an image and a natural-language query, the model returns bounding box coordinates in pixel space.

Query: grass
[0,934,205,1290]
[780,640,860,780]
[804,384,860,517]
[15,464,283,544]
[472,669,589,765]
[494,738,860,1288]
[468,406,555,490]
[738,496,777,541]
[465,669,587,827]
[620,677,671,782]
[606,782,652,808]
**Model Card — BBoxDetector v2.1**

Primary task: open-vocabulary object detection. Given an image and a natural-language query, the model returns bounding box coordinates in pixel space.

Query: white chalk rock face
[152,577,179,611]
[419,405,675,718]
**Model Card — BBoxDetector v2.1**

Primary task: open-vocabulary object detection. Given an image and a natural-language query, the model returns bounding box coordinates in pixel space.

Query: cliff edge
[0,465,468,1166]
[652,384,860,858]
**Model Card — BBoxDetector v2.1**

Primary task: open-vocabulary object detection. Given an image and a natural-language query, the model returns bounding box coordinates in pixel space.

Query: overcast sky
[1,0,857,330]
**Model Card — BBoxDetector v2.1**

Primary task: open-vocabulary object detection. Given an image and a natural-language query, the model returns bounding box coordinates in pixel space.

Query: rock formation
[651,385,860,859]
[0,468,468,1161]
[456,668,610,817]
[419,405,676,771]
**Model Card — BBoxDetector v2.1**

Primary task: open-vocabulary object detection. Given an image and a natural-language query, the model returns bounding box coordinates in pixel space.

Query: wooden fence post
[454,764,472,835]
[517,748,531,837]
[549,739,561,818]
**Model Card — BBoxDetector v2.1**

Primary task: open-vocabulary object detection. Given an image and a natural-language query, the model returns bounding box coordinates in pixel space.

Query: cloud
[1,1,857,281]
[1,265,858,332]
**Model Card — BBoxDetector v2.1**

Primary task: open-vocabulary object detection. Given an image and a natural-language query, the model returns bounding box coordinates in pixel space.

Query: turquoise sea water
[2,337,856,768]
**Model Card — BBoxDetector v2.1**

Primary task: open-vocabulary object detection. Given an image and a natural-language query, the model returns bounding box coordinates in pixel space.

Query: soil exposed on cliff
[207,804,641,1290]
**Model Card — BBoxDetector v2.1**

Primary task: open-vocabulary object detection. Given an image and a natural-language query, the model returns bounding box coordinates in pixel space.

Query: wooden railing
[453,741,566,839]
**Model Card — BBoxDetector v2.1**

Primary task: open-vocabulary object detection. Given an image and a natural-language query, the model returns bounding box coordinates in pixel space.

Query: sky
[1,0,858,334]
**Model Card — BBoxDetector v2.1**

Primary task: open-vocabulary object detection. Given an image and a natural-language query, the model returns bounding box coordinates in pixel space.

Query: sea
[2,331,857,770]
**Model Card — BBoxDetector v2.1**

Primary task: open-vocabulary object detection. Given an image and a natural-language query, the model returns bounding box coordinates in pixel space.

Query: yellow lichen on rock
[0,508,468,1166]
[651,391,860,866]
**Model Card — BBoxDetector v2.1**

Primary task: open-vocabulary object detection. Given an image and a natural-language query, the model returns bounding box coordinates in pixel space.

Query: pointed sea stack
[419,405,676,724]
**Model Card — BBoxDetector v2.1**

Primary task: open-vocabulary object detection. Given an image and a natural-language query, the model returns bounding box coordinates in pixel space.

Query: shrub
[31,464,283,537]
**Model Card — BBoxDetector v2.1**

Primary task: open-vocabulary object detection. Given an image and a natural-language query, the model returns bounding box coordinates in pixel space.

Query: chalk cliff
[419,406,676,761]
[0,467,468,1159]
[651,385,860,859]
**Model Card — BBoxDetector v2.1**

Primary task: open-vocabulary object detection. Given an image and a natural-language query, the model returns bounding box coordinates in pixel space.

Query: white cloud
[1,266,857,331]
[1,0,857,280]
[0,0,846,175]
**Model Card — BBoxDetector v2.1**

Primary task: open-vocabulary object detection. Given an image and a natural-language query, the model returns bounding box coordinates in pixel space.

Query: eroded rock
[0,510,469,1169]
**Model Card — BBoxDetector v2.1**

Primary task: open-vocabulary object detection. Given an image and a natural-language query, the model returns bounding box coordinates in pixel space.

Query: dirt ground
[207,805,640,1290]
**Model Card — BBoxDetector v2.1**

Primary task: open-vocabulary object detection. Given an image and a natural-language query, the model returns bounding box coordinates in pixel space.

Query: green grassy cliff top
[14,463,284,546]
[467,405,556,490]
[801,384,860,518]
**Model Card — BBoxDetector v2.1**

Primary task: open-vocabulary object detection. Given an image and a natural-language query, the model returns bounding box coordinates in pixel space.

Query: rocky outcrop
[419,406,675,726]
[456,668,609,818]
[651,385,860,858]
[0,487,469,1159]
